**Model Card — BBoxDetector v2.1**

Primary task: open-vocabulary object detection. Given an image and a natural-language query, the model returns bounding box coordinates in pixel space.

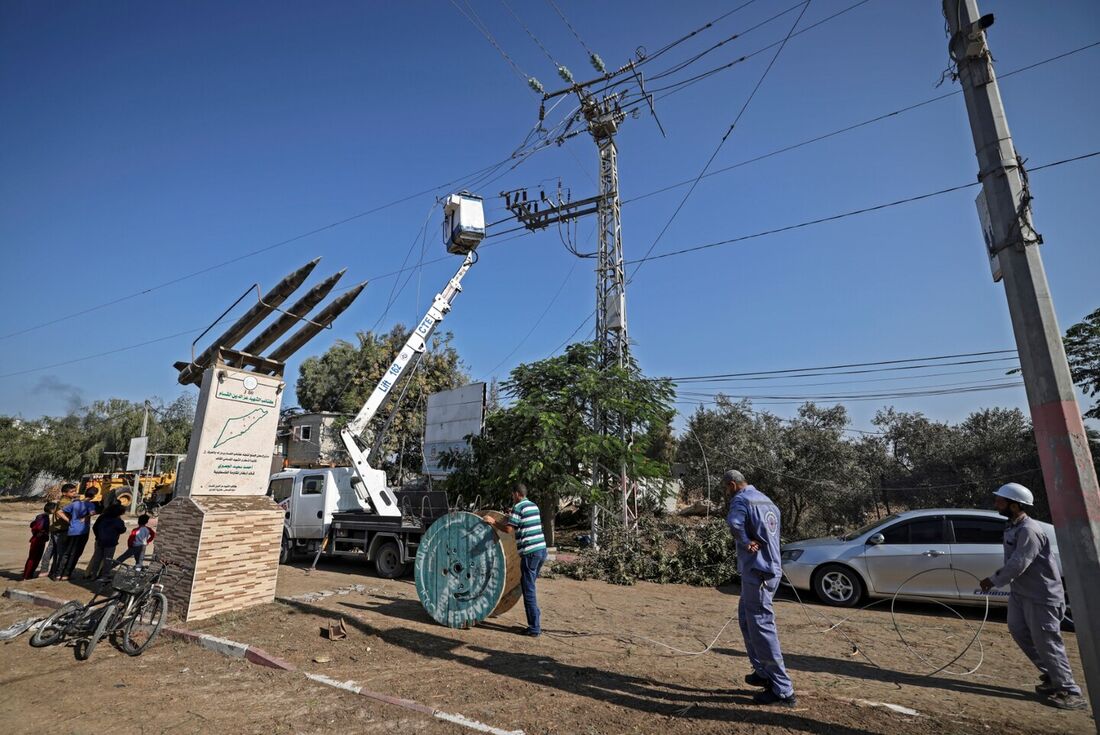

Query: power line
[370,204,438,333]
[635,0,764,69]
[7,150,1094,382]
[637,0,876,101]
[546,308,595,358]
[449,0,530,86]
[677,375,1024,399]
[544,0,598,63]
[673,364,1019,390]
[625,150,1100,268]
[646,0,808,83]
[0,102,563,346]
[675,380,1025,404]
[478,257,579,380]
[168,149,1100,375]
[0,328,202,380]
[622,40,1100,207]
[665,349,1018,382]
[628,0,814,282]
[500,0,559,68]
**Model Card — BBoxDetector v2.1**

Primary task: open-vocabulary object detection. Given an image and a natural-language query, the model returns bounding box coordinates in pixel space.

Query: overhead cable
[628,1,814,282]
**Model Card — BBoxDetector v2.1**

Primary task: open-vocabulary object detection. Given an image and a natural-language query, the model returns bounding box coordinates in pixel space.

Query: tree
[443,341,675,520]
[0,394,196,490]
[1064,307,1100,419]
[676,399,871,538]
[296,326,467,483]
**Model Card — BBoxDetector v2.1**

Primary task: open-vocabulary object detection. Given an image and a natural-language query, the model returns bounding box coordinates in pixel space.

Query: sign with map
[176,366,284,497]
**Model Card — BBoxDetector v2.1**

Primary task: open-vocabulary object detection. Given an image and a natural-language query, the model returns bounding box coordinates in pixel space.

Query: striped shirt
[507,498,546,556]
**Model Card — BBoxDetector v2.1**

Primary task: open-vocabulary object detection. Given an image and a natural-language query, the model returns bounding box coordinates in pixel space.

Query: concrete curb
[3,588,297,671]
[4,587,523,734]
[3,588,68,609]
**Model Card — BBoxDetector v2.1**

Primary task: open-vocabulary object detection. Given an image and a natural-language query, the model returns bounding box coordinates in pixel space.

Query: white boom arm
[339,251,477,516]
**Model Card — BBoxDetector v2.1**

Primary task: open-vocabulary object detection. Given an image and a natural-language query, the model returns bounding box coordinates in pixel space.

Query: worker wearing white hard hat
[980,483,1086,710]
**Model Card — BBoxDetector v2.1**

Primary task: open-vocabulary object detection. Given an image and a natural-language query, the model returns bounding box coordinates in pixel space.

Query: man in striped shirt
[498,484,547,636]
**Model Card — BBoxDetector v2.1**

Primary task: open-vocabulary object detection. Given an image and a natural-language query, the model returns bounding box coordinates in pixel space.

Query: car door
[862,516,959,599]
[291,473,326,539]
[949,514,1009,602]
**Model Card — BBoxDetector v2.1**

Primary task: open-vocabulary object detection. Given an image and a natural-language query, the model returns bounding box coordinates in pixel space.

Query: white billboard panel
[423,383,485,478]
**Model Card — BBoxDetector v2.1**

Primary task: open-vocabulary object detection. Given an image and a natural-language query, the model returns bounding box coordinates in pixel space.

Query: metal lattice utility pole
[581,93,636,531]
[945,0,1100,717]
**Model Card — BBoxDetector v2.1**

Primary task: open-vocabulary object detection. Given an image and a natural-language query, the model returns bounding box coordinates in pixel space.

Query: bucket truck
[268,192,485,577]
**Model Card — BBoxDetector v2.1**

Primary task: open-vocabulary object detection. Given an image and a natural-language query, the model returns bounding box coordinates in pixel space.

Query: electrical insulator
[557,65,574,84]
[590,53,606,73]
[528,77,545,94]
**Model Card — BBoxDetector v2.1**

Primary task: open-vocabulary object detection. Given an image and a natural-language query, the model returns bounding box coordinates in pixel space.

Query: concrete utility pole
[944,0,1100,718]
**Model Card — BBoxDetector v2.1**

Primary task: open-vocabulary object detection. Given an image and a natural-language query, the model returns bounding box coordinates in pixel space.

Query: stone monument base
[156,495,284,622]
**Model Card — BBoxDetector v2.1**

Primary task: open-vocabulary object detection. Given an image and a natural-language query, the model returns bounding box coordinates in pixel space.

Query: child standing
[114,514,156,570]
[86,503,127,580]
[23,502,55,580]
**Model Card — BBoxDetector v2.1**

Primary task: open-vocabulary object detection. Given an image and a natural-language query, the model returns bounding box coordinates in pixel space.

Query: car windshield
[840,514,901,541]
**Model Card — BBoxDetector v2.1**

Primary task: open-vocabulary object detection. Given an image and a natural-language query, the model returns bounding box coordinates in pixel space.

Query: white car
[780,508,1062,608]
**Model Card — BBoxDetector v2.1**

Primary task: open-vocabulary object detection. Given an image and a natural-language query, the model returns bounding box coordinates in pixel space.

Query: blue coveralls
[990,515,1081,695]
[727,486,794,698]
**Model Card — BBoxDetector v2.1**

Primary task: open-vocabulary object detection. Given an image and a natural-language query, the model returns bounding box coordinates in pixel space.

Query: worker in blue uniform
[724,469,796,707]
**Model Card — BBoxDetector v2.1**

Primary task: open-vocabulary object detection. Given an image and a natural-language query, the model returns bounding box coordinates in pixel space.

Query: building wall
[284,413,343,468]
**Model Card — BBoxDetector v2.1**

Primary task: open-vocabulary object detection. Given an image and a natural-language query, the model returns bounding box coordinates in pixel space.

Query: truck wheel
[279,533,293,565]
[373,541,407,579]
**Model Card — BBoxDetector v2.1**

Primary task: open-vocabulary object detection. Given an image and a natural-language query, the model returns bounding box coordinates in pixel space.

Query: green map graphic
[213,408,268,448]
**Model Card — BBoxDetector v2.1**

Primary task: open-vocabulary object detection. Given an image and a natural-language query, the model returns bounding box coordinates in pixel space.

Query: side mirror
[867,533,885,546]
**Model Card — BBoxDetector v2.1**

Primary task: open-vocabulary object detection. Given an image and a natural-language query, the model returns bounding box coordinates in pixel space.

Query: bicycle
[30,559,169,660]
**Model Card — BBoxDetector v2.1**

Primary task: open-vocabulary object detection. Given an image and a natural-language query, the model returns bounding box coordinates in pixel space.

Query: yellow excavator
[79,470,177,512]
[78,453,184,512]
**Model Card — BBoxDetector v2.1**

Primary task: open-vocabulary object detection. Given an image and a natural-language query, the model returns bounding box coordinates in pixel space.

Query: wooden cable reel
[414,510,522,628]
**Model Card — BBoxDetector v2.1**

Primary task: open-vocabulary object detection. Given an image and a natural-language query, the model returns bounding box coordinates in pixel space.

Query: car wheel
[813,565,864,607]
[373,541,407,579]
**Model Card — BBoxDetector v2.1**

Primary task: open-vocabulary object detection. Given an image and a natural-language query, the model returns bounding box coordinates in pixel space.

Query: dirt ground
[0,498,1094,735]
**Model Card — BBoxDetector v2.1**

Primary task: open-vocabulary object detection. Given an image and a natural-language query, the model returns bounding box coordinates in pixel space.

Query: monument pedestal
[158,495,284,622]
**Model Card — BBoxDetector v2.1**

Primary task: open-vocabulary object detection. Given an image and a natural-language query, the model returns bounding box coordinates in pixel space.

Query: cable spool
[414,511,522,629]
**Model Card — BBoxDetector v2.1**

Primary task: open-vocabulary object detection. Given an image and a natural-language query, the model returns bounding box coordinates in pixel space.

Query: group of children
[22,482,155,581]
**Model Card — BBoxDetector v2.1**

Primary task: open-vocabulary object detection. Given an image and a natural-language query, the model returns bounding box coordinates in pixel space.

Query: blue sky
[1,0,1098,433]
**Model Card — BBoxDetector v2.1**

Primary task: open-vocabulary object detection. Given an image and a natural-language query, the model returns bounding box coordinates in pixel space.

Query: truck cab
[269,467,364,542]
[268,466,448,578]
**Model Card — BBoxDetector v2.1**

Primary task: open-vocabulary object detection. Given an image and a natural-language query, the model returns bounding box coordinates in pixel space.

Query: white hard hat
[994,482,1034,506]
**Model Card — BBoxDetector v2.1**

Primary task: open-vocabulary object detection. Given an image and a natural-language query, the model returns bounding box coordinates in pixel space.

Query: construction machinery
[271,192,484,576]
[81,453,185,512]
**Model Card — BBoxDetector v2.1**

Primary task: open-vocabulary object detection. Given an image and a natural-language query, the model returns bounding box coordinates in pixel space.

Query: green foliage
[0,394,195,490]
[675,397,1100,540]
[296,326,467,483]
[676,399,873,539]
[442,341,675,513]
[871,406,1049,518]
[1064,307,1100,420]
[554,516,737,587]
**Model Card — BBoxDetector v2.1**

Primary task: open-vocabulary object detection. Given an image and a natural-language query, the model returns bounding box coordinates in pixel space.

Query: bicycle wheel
[121,592,167,656]
[77,601,118,661]
[30,601,82,648]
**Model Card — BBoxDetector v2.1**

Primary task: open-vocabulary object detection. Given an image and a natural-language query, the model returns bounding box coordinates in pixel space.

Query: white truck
[267,192,485,577]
